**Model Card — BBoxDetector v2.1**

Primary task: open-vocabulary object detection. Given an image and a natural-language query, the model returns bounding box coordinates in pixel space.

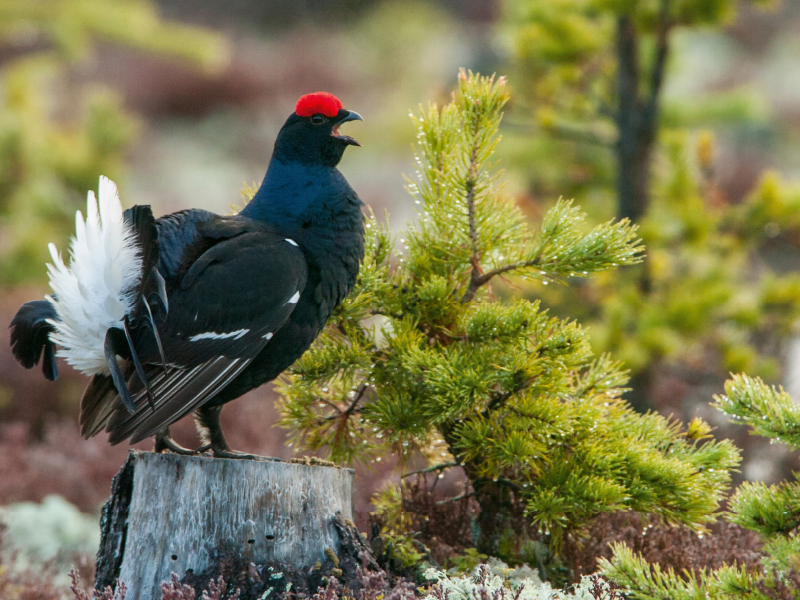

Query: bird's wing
[107,355,252,444]
[80,225,308,444]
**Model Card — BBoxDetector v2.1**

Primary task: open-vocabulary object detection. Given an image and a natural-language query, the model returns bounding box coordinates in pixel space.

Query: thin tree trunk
[445,433,522,559]
[615,14,648,223]
[615,3,671,223]
[472,482,519,556]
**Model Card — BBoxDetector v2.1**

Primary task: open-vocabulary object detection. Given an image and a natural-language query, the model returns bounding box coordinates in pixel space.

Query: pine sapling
[278,70,740,573]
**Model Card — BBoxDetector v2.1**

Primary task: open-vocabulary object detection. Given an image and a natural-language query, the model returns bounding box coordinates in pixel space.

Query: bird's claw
[154,430,196,455]
[208,445,281,461]
[213,450,259,460]
[153,437,274,460]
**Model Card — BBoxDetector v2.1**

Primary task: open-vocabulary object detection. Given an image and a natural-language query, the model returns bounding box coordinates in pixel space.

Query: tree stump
[95,451,370,600]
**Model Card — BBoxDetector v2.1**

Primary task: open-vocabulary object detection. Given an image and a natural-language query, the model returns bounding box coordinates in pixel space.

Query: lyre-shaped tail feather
[123,205,168,407]
[46,176,143,376]
[40,177,169,414]
[9,300,59,381]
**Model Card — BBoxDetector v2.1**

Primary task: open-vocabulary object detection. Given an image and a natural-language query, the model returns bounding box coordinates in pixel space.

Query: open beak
[332,110,363,147]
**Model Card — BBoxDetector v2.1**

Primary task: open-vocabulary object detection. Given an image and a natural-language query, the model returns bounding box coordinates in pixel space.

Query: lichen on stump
[96,451,376,600]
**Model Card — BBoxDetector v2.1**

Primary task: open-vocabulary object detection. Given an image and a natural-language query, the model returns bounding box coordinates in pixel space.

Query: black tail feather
[123,320,154,410]
[104,328,136,413]
[140,296,168,372]
[124,205,159,277]
[129,206,168,321]
[42,342,58,381]
[79,374,119,438]
[9,300,59,381]
[125,206,167,319]
[149,268,169,315]
[121,204,166,409]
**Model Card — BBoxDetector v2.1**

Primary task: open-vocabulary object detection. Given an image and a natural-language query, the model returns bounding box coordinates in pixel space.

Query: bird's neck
[241,159,363,270]
[241,160,348,228]
[242,158,364,313]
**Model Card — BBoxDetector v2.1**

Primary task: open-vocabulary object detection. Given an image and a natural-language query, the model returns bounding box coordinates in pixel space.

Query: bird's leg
[154,427,196,455]
[195,405,272,460]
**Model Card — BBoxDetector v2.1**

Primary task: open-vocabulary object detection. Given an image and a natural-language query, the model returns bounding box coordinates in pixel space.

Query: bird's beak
[339,110,363,124]
[333,110,363,147]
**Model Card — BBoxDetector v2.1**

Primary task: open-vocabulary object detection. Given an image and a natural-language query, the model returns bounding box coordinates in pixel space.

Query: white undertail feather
[46,176,143,375]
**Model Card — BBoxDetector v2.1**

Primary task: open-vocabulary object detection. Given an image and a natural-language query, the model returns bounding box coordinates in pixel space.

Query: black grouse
[9,92,365,458]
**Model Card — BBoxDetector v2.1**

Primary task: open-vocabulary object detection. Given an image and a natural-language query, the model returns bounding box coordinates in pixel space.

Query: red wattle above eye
[295,92,343,118]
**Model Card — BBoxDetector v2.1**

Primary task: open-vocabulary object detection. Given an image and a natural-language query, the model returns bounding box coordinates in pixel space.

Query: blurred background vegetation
[3,0,800,585]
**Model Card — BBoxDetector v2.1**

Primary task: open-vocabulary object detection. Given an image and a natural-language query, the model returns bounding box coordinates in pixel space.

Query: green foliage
[713,374,800,449]
[371,482,413,535]
[0,0,226,284]
[383,533,427,571]
[601,373,800,599]
[0,0,226,66]
[279,71,739,568]
[484,2,800,592]
[504,0,799,390]
[732,170,800,244]
[601,544,757,600]
[547,133,800,379]
[446,549,491,574]
[505,0,773,203]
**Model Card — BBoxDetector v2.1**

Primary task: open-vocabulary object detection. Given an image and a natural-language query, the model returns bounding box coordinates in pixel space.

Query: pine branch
[322,383,369,422]
[485,477,523,492]
[464,200,642,297]
[601,542,765,600]
[463,121,483,303]
[472,257,544,287]
[713,374,800,450]
[279,71,737,561]
[729,478,800,537]
[600,544,709,600]
[402,462,460,478]
[436,491,475,505]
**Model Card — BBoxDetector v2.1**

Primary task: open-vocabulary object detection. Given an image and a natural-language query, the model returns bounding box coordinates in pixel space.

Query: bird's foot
[194,405,280,460]
[201,441,280,460]
[211,448,259,460]
[210,445,281,461]
[154,430,197,455]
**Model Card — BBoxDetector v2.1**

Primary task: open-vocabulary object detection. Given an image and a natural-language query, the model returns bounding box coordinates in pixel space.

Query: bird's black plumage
[10,300,58,381]
[10,97,365,454]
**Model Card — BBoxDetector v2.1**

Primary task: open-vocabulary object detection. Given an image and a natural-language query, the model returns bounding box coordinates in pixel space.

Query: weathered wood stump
[96,451,375,600]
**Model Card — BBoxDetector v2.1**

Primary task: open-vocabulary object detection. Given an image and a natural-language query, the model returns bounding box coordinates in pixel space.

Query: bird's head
[273,92,363,167]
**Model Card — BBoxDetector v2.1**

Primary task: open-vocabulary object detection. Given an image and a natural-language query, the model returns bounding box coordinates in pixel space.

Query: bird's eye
[311,114,325,125]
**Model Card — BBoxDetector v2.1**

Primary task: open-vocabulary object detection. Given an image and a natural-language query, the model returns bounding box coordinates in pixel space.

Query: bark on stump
[96,451,372,600]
